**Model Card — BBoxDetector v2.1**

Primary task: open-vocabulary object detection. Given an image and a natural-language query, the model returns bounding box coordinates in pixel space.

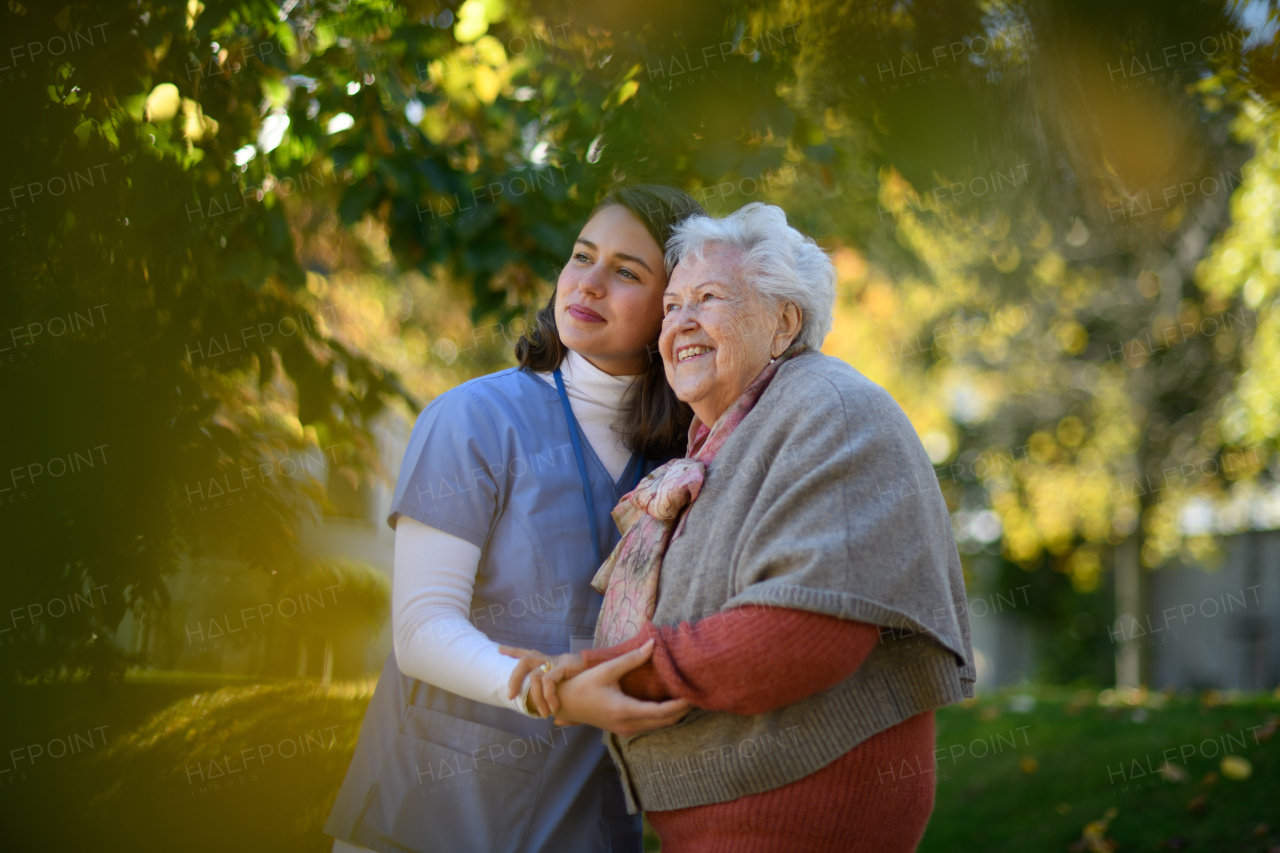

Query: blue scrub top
[325,367,655,853]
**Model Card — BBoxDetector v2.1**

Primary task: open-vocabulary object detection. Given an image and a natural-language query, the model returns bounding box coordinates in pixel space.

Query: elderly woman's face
[659,245,780,425]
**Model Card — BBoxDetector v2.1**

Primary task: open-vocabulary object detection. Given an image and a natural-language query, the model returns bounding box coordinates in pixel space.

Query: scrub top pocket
[355,706,550,853]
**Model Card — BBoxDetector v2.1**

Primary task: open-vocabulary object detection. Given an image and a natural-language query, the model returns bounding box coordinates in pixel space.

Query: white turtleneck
[391,351,637,716]
[533,349,637,481]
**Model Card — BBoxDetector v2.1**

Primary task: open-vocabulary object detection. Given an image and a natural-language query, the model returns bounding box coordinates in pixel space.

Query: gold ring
[540,661,553,674]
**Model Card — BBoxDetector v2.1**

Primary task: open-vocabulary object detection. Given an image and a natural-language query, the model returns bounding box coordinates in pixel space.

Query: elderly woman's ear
[770,302,803,359]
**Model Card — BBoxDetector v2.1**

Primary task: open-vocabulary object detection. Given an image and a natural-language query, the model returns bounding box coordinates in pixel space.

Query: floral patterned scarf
[591,344,806,647]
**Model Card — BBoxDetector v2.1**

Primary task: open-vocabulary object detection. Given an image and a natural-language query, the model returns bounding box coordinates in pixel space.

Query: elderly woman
[512,202,975,853]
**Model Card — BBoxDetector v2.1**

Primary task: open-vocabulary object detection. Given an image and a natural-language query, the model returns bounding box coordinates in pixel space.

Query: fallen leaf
[1256,714,1278,742]
[1073,809,1120,852]
[1220,754,1252,780]
[1020,756,1039,774]
[1185,794,1207,814]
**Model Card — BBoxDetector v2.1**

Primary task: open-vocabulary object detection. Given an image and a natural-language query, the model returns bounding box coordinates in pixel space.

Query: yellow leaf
[1220,754,1252,780]
[144,83,181,123]
[454,0,490,43]
[472,65,501,104]
[617,79,639,105]
[474,35,506,66]
[181,98,218,142]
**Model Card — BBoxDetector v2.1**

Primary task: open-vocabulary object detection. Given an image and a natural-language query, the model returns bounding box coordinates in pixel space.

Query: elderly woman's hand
[547,641,692,737]
[501,641,691,736]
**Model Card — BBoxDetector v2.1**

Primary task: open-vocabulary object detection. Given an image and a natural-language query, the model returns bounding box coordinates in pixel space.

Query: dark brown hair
[515,184,706,459]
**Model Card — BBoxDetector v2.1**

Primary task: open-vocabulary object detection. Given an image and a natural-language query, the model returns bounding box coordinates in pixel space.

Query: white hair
[664,202,836,350]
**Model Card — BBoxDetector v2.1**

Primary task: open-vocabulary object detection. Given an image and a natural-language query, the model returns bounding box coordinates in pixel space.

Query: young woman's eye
[617,267,638,280]
[573,252,591,263]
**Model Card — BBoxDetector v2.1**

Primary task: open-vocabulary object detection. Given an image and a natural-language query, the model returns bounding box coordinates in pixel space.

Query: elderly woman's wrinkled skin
[659,245,802,425]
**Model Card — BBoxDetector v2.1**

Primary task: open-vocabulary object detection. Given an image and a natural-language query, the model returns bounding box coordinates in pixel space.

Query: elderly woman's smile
[674,344,714,363]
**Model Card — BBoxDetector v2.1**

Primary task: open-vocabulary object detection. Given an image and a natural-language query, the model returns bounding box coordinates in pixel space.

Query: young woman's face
[554,204,667,375]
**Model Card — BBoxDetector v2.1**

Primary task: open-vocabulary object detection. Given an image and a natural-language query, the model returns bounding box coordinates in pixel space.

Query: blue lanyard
[554,367,644,563]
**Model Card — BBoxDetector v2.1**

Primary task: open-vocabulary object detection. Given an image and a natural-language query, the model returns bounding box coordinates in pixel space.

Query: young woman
[324,185,705,853]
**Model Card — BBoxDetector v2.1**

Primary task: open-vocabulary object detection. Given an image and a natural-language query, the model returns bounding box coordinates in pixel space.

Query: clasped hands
[498,640,690,738]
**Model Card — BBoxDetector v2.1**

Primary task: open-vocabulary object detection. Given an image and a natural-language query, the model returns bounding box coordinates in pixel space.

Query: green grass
[921,687,1280,852]
[0,677,1277,851]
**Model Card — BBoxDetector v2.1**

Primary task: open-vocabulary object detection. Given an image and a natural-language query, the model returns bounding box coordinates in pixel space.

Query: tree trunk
[1114,535,1144,688]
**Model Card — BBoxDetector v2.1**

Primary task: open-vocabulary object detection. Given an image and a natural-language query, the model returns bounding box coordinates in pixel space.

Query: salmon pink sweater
[581,608,936,853]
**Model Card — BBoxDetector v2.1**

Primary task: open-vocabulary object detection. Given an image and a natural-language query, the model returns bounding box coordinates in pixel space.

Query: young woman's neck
[572,349,645,377]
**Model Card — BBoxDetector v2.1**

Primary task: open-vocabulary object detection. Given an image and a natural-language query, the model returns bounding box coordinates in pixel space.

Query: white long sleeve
[392,515,537,715]
[391,352,636,713]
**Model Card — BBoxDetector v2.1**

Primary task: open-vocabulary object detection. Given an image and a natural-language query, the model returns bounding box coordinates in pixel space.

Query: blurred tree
[784,0,1277,686]
[0,0,418,680]
[0,0,809,679]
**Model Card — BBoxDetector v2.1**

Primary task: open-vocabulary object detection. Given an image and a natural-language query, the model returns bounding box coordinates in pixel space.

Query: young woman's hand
[546,641,691,738]
[499,645,550,700]
[529,652,588,718]
[498,646,587,717]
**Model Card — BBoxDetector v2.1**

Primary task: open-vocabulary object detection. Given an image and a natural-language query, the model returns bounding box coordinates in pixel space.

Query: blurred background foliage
[4,0,1280,850]
[1,0,1278,689]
